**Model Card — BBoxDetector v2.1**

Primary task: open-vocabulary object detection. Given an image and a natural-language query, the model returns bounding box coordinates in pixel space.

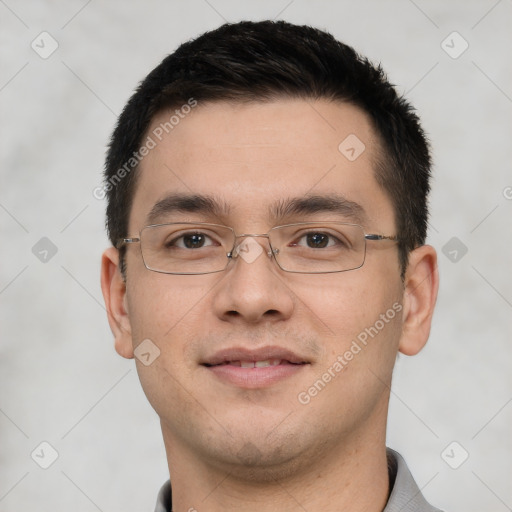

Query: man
[100,20,441,511]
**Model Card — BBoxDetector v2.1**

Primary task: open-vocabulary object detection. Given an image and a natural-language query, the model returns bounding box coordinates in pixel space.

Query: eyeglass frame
[117,221,399,275]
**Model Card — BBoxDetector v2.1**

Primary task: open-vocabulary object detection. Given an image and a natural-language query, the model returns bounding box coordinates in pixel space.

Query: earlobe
[100,247,134,359]
[398,245,439,356]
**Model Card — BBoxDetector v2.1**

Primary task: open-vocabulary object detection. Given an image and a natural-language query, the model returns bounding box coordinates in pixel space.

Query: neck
[163,428,390,512]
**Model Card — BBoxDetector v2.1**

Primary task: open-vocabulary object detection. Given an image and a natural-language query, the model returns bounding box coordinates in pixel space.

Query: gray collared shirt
[154,448,443,511]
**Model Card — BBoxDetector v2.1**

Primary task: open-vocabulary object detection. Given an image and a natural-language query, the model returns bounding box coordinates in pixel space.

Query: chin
[197,426,317,483]
[209,443,308,483]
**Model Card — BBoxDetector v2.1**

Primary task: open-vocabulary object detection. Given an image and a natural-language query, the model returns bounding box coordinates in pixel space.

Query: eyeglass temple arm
[116,237,140,249]
[364,234,398,241]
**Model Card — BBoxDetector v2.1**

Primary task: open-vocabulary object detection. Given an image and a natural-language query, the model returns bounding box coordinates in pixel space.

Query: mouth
[201,347,310,388]
[204,359,304,368]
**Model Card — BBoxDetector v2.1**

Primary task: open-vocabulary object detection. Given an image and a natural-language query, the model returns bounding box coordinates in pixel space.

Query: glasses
[117,222,398,275]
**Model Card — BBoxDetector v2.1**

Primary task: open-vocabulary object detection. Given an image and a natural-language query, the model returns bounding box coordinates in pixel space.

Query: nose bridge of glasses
[230,233,277,260]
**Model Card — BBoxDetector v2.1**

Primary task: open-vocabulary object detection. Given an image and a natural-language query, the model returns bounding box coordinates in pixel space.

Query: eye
[304,232,331,248]
[168,232,217,249]
[295,231,342,249]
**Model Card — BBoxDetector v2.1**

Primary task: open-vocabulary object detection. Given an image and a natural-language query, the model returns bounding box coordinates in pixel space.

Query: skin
[101,99,438,512]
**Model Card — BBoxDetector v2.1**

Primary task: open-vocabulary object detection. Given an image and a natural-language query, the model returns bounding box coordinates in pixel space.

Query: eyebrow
[146,194,231,224]
[146,193,367,226]
[271,194,367,225]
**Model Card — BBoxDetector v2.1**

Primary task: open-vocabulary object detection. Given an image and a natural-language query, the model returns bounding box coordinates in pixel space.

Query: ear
[100,247,134,359]
[398,244,439,356]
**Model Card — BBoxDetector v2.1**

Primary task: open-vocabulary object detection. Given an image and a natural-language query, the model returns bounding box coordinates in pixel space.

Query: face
[102,99,436,480]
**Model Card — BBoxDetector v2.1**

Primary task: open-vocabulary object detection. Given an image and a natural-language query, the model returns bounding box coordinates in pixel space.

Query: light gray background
[1,1,511,511]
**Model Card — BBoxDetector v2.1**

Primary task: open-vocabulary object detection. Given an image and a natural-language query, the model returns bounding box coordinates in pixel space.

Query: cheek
[293,273,403,422]
[289,270,404,394]
[125,274,209,424]
[125,270,215,342]
[289,271,402,342]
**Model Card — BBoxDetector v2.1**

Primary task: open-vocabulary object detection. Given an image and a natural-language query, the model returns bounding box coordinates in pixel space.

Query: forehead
[129,99,393,231]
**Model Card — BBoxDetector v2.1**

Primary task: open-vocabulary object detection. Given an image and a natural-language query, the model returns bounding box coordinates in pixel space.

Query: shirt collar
[383,449,442,512]
[154,448,442,512]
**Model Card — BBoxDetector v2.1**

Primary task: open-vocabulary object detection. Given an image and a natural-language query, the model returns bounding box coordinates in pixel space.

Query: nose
[211,236,294,324]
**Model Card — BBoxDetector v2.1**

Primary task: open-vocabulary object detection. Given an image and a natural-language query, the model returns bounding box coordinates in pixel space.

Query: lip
[201,346,310,389]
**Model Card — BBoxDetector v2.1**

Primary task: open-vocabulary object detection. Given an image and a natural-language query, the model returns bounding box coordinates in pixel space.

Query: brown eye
[166,232,216,249]
[306,233,329,248]
[183,233,206,248]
